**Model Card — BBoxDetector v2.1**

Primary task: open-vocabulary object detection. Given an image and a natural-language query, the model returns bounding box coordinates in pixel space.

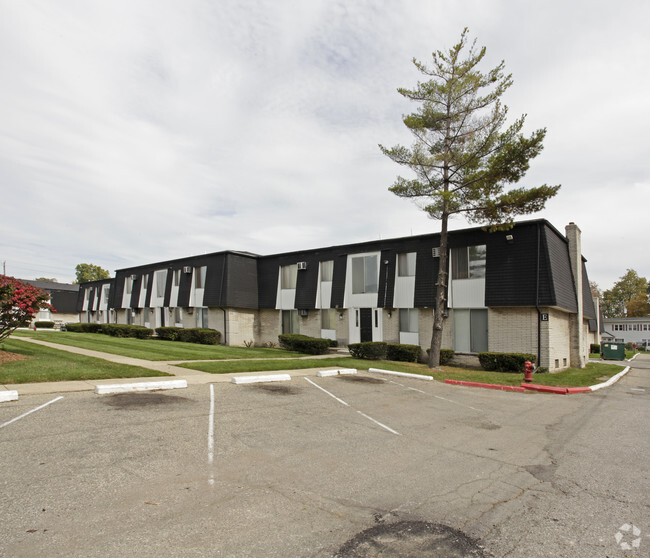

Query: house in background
[601,317,650,348]
[77,219,599,371]
[23,280,79,325]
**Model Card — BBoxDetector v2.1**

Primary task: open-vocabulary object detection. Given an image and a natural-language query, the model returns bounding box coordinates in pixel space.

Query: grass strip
[0,339,167,384]
[179,357,624,387]
[12,331,305,361]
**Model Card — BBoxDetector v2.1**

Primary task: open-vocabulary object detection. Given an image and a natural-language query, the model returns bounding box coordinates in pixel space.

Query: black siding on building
[223,254,258,309]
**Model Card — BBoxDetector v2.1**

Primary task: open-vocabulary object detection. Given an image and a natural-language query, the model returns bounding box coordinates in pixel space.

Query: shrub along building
[77,219,599,371]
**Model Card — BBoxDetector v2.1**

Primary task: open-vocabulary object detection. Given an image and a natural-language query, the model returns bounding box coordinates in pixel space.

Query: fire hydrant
[523,360,534,383]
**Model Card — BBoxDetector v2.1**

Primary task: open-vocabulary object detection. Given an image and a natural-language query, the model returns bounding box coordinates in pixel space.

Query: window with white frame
[103,285,110,304]
[282,309,299,334]
[398,252,416,277]
[399,308,419,333]
[194,266,207,289]
[196,308,209,328]
[174,307,182,324]
[155,270,167,298]
[321,308,336,330]
[173,269,181,287]
[452,245,487,279]
[320,260,333,282]
[125,277,133,295]
[281,264,297,289]
[351,255,378,294]
[142,275,149,289]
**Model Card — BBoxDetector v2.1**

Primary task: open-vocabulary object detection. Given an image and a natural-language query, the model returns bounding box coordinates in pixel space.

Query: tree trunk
[428,214,449,368]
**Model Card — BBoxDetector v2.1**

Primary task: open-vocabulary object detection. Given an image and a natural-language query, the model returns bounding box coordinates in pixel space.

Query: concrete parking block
[231,374,291,384]
[368,367,433,381]
[0,390,19,403]
[317,368,357,377]
[94,379,188,394]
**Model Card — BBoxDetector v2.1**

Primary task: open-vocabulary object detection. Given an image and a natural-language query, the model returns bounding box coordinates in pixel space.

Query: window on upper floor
[281,264,297,289]
[195,266,207,289]
[452,245,486,279]
[398,252,416,277]
[320,260,334,282]
[155,270,167,298]
[351,255,378,294]
[125,277,133,295]
[173,269,181,287]
[142,275,149,289]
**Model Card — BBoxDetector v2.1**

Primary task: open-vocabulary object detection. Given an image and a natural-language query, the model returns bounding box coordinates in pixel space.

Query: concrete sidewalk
[1,337,339,396]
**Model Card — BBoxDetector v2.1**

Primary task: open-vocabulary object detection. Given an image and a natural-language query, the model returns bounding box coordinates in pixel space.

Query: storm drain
[335,521,490,557]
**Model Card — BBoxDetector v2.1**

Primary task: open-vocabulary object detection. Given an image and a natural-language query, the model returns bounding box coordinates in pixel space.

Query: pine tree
[380,29,560,367]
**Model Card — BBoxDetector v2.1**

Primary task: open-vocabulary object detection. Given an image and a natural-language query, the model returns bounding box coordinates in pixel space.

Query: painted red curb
[445,379,526,392]
[566,387,592,394]
[521,383,594,395]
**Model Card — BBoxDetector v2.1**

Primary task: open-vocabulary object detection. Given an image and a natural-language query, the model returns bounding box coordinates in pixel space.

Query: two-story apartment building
[78,219,599,371]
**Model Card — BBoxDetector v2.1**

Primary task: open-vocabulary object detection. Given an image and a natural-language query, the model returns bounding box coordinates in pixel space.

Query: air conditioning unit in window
[297,261,307,270]
[131,274,138,280]
[183,266,192,273]
[431,247,440,258]
[298,309,309,317]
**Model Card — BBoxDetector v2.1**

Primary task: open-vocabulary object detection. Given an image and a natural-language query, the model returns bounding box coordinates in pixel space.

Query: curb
[444,365,632,395]
[589,366,631,391]
[94,380,188,395]
[231,374,291,384]
[368,368,433,381]
[444,380,526,392]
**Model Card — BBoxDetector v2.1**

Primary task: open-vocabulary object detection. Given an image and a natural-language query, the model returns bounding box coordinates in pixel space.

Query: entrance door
[359,308,373,342]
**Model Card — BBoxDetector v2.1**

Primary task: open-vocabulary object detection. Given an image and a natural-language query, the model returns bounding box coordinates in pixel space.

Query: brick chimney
[565,223,585,368]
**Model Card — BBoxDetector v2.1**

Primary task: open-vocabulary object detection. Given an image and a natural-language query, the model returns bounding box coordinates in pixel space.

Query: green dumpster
[601,342,626,360]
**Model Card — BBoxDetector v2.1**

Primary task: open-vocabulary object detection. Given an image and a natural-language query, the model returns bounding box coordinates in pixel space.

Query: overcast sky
[1,0,648,290]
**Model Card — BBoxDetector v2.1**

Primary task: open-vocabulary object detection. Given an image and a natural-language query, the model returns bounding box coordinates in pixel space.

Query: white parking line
[0,396,64,429]
[208,384,215,486]
[304,378,349,406]
[355,411,401,436]
[305,378,400,436]
[389,380,481,412]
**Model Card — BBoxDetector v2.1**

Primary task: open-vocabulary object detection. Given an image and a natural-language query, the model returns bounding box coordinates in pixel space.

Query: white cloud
[1,0,648,289]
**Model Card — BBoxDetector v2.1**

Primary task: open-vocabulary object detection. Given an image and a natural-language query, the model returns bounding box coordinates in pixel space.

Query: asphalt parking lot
[1,363,648,558]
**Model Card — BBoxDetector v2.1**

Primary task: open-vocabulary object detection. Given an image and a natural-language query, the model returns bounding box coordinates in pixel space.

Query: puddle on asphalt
[336,375,385,384]
[103,392,194,409]
[335,520,489,557]
[250,384,301,395]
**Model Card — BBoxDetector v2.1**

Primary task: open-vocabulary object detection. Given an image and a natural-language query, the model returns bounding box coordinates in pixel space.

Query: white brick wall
[226,308,256,346]
[488,307,537,356]
[542,307,571,371]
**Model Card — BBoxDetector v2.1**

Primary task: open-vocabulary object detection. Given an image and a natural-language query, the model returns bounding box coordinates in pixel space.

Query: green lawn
[179,357,625,387]
[12,331,306,361]
[0,339,167,384]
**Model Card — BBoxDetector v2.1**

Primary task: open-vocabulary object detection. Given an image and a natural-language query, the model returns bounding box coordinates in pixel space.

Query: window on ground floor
[282,309,299,334]
[196,307,209,328]
[321,308,336,330]
[399,308,419,333]
[453,308,488,353]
